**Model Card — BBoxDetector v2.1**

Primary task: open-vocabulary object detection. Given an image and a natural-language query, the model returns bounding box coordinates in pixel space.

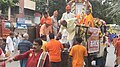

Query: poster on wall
[87,27,100,53]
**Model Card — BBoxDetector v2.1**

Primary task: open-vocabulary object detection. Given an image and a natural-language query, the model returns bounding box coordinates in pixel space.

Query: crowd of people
[0,32,87,67]
[0,4,119,67]
[0,4,91,67]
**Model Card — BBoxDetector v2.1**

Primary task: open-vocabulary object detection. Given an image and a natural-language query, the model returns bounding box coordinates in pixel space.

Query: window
[5,21,11,28]
[19,7,23,13]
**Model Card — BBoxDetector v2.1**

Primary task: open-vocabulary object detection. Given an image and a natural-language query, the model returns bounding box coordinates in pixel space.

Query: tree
[89,0,113,24]
[34,0,46,12]
[106,0,120,16]
[49,0,66,19]
[90,0,120,25]
[105,0,120,25]
[34,0,66,20]
[0,0,19,13]
[0,0,19,20]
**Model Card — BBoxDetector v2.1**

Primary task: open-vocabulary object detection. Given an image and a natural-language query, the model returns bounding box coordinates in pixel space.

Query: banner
[87,27,100,53]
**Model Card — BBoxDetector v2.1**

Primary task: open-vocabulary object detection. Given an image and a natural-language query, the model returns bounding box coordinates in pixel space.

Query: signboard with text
[17,18,27,29]
[87,28,100,53]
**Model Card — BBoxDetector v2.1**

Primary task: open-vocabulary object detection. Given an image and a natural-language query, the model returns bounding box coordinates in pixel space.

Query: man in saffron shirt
[84,9,94,27]
[40,12,52,25]
[46,33,63,67]
[40,18,52,36]
[40,18,53,41]
[113,36,118,46]
[69,37,88,67]
[8,38,50,67]
[114,40,120,67]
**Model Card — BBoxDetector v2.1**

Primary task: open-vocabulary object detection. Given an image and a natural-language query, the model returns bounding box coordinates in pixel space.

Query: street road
[6,50,20,67]
[6,61,20,67]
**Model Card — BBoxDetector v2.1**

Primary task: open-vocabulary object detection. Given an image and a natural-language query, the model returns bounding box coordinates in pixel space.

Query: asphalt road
[6,61,20,67]
[6,50,20,67]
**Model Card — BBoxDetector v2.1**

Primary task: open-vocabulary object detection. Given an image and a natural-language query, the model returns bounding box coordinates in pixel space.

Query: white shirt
[5,36,14,52]
[13,37,21,48]
[60,12,75,41]
[60,29,68,43]
[59,18,77,41]
[51,16,59,36]
[61,12,75,20]
[51,16,58,28]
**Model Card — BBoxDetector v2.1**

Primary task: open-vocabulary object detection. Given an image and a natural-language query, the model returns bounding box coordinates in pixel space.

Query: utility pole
[8,0,11,20]
[45,0,49,12]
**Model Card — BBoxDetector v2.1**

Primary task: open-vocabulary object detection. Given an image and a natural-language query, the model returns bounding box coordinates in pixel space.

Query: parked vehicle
[0,20,14,40]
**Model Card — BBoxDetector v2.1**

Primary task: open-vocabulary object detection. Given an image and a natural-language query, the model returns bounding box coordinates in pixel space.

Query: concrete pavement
[6,50,20,67]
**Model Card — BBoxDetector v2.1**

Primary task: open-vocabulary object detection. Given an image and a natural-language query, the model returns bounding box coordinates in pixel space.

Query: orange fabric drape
[84,13,94,27]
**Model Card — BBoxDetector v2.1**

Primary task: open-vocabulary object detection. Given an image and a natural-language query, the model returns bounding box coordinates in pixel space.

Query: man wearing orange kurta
[84,9,94,27]
[40,18,52,36]
[113,36,118,46]
[114,40,120,67]
[69,37,88,67]
[40,12,52,25]
[40,18,52,41]
[46,33,63,67]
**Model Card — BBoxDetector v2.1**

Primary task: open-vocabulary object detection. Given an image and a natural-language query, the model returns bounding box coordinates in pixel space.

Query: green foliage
[0,0,19,14]
[49,0,66,20]
[89,0,113,24]
[35,0,46,12]
[105,0,120,25]
[90,0,120,25]
[0,0,18,6]
[35,0,66,20]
